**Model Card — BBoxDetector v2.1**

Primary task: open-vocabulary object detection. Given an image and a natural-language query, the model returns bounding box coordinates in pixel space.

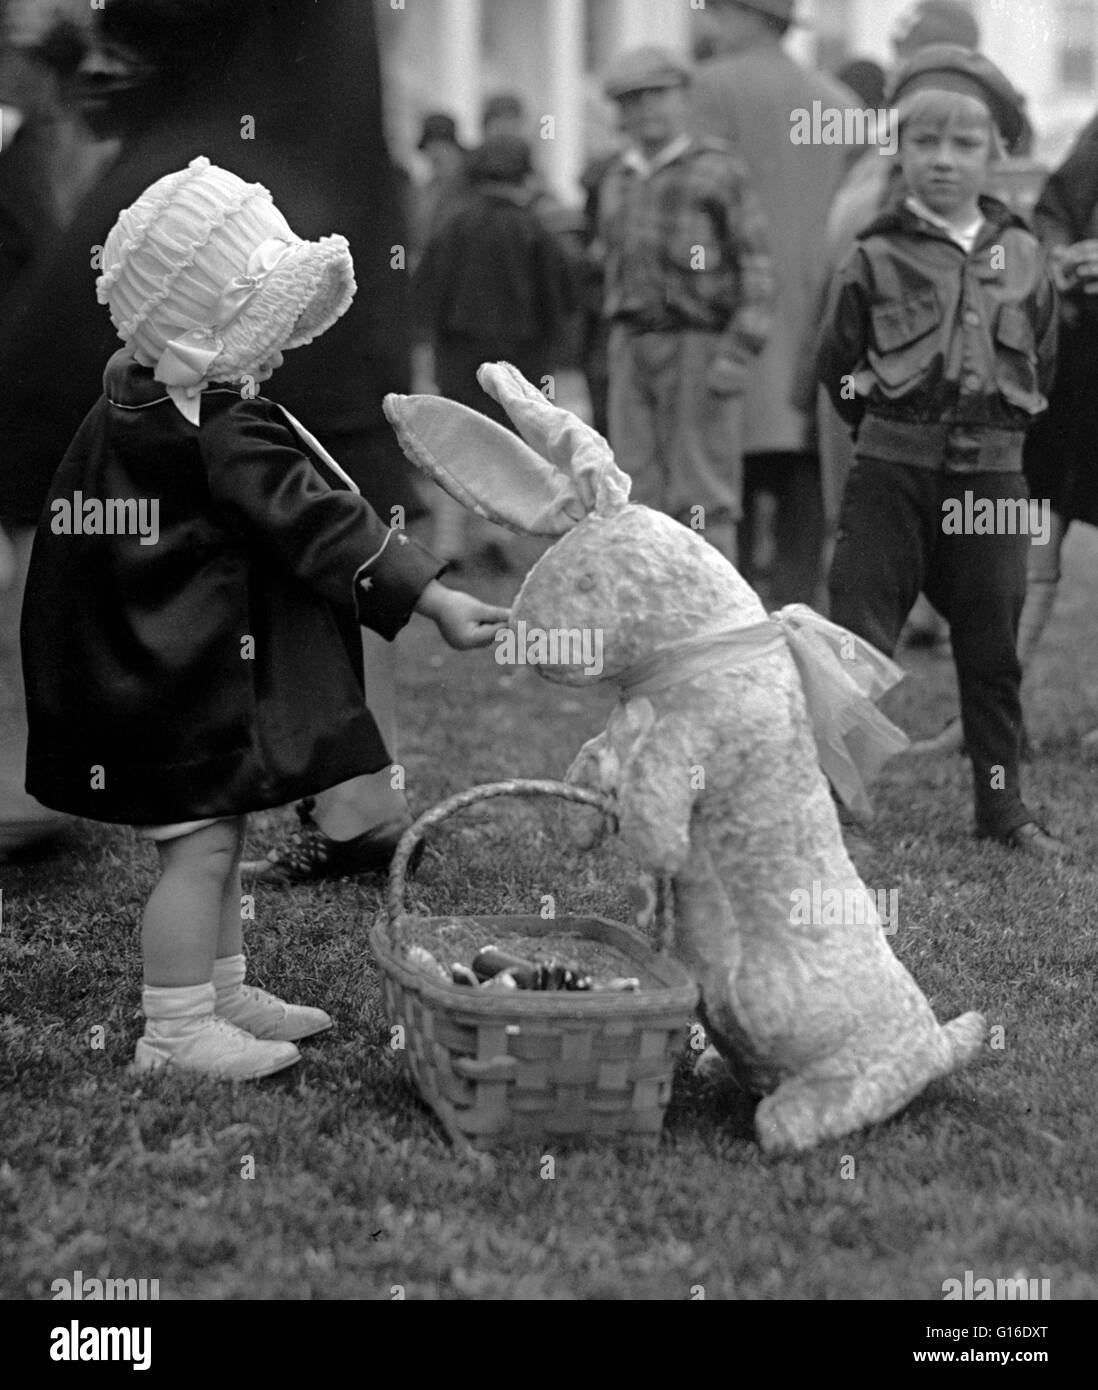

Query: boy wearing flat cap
[818,45,1067,860]
[595,45,775,564]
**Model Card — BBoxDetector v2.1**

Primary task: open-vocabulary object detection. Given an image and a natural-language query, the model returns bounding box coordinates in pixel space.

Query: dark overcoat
[689,44,858,455]
[0,0,416,523]
[1024,109,1098,528]
[21,350,442,825]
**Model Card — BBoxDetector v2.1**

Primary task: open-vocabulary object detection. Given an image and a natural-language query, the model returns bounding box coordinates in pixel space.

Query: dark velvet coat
[21,350,443,825]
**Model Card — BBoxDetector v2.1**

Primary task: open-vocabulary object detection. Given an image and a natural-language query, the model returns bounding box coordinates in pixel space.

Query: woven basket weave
[370,780,698,1154]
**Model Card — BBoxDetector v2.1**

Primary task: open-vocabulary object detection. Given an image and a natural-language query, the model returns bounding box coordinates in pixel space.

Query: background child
[20,157,509,1080]
[414,132,579,568]
[595,44,774,567]
[817,46,1065,860]
[415,133,579,428]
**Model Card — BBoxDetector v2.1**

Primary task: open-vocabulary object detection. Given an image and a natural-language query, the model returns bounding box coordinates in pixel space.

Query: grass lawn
[2,524,1097,1303]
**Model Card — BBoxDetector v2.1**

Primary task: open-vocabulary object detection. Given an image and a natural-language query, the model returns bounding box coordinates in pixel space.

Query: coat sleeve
[1032,111,1098,250]
[201,399,444,640]
[815,248,871,430]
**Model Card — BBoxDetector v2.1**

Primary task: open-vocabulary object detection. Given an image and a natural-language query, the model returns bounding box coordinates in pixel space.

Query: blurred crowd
[2,0,1098,869]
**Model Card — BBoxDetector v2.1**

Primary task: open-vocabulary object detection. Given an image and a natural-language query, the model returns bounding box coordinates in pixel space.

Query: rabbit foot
[753,1023,970,1154]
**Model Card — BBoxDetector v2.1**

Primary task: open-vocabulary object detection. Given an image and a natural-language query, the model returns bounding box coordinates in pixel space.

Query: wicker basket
[370,779,699,1154]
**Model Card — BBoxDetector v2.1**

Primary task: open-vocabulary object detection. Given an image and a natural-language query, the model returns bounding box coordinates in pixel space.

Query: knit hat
[96,156,356,423]
[887,44,1024,151]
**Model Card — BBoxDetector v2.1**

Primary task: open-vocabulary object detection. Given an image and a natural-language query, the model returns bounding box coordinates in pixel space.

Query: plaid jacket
[595,135,774,362]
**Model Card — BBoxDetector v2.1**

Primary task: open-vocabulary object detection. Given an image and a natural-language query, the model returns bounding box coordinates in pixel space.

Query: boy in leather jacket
[818,45,1066,859]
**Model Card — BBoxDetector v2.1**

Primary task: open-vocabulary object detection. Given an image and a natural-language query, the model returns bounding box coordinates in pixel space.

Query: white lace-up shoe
[216,984,332,1042]
[135,984,300,1080]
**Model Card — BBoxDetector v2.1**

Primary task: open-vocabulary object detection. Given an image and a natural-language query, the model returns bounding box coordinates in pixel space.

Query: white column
[437,0,483,146]
[665,0,691,54]
[616,0,691,56]
[787,0,818,67]
[980,0,1053,114]
[544,0,585,203]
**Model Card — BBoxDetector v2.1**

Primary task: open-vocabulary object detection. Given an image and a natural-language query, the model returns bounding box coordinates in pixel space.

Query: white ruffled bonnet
[96,156,356,423]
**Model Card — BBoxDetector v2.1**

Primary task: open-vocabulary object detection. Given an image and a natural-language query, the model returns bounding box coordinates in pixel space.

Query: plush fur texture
[384,363,986,1154]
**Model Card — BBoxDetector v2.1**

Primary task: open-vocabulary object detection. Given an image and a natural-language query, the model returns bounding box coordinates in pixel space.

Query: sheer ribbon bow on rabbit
[384,363,985,1154]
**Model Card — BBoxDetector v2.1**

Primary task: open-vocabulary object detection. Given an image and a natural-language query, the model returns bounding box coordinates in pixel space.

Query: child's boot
[135,982,300,1079]
[213,954,332,1042]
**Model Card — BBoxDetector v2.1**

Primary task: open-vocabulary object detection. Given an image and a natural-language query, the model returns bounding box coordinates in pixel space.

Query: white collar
[905,195,984,251]
[622,133,694,179]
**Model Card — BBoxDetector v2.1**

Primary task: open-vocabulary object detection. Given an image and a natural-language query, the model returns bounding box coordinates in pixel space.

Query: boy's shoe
[216,984,332,1042]
[239,798,423,885]
[976,821,1070,861]
[134,1015,300,1080]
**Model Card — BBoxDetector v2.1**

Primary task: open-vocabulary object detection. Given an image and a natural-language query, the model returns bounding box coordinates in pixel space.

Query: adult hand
[1052,239,1098,294]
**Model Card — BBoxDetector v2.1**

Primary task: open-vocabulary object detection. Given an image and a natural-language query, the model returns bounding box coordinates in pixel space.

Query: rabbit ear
[477,363,631,516]
[382,392,588,536]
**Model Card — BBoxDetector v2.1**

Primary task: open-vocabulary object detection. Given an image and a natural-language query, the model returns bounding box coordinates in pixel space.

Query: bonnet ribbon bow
[616,604,910,823]
[154,237,297,424]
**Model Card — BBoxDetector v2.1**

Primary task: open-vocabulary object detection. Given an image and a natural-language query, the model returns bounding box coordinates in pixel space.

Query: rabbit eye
[576,573,596,593]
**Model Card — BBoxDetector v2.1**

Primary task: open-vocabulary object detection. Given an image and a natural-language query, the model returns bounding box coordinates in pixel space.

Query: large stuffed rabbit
[384,363,985,1154]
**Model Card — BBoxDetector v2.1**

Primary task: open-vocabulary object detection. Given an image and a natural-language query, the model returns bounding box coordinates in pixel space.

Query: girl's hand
[415,580,511,650]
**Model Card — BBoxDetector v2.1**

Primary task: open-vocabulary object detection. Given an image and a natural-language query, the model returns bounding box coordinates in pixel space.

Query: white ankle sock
[212,953,247,1004]
[141,981,216,1037]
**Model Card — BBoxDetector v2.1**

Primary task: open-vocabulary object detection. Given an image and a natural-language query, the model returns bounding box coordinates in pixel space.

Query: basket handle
[385,778,616,950]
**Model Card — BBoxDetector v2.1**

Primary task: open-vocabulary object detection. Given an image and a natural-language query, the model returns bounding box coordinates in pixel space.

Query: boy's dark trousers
[828,458,1031,839]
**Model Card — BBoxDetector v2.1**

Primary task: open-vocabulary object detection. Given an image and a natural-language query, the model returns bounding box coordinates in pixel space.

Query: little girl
[20,157,509,1080]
